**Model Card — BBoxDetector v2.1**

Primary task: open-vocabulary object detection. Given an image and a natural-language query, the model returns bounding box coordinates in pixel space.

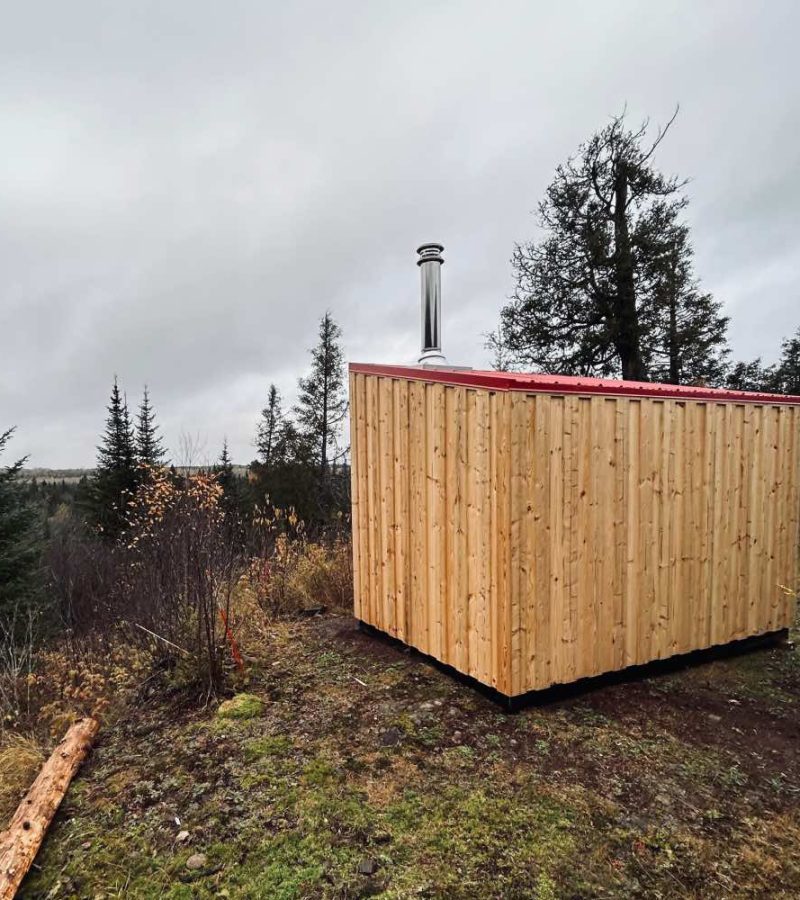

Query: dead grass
[0,732,46,821]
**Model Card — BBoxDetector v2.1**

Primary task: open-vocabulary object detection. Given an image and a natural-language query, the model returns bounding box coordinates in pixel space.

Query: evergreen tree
[773,326,800,395]
[89,377,138,538]
[294,312,348,473]
[135,385,167,466]
[643,222,730,385]
[490,111,728,384]
[0,428,41,619]
[256,384,284,468]
[725,359,776,392]
[215,438,233,487]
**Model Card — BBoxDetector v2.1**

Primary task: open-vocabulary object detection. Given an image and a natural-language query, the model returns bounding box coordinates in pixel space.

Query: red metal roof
[349,362,800,406]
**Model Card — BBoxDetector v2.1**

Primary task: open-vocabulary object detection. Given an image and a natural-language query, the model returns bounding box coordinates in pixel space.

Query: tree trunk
[613,163,646,381]
[0,718,99,899]
[668,257,680,384]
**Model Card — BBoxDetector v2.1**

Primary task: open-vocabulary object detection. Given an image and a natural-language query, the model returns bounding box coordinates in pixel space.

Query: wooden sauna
[349,362,800,699]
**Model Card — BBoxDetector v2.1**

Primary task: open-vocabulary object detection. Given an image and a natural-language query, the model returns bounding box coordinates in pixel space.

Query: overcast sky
[1,1,798,467]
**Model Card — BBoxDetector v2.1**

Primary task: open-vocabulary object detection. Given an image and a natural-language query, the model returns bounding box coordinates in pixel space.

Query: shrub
[243,532,352,616]
[115,467,242,696]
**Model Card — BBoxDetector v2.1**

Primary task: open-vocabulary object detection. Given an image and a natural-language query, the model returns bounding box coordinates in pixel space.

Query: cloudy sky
[1,1,798,467]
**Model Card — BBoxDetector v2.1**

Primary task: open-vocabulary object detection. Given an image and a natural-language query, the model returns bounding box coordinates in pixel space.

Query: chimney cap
[417,243,444,265]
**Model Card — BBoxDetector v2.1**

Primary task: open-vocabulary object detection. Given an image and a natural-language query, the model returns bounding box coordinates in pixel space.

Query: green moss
[217,693,264,720]
[244,734,293,761]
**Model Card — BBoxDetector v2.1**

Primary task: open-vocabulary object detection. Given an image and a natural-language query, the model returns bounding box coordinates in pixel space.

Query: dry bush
[114,467,242,696]
[28,639,150,738]
[243,532,353,616]
[0,733,46,822]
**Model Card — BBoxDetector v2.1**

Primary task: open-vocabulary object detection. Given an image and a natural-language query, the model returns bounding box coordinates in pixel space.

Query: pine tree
[89,377,139,538]
[725,359,776,392]
[135,385,167,466]
[0,428,41,619]
[294,312,348,473]
[256,384,284,468]
[215,438,233,483]
[773,326,800,395]
[643,223,730,385]
[490,111,728,384]
[214,438,238,509]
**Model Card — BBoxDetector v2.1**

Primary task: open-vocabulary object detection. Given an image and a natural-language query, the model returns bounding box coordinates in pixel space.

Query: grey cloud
[1,1,798,466]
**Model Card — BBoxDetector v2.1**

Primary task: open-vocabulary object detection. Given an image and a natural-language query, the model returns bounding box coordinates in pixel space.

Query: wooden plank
[638,400,656,664]
[357,374,372,627]
[671,402,687,654]
[667,401,683,655]
[509,392,530,695]
[477,389,492,685]
[788,407,800,625]
[623,399,641,667]
[745,404,763,636]
[548,396,567,686]
[446,387,469,673]
[565,396,582,682]
[489,391,513,694]
[771,407,798,628]
[0,718,99,900]
[730,404,747,639]
[610,399,626,671]
[349,373,362,621]
[425,384,446,660]
[393,378,410,642]
[531,395,552,690]
[464,390,477,679]
[377,377,395,635]
[656,400,672,659]
[686,402,705,653]
[709,404,727,645]
[364,376,379,630]
[408,380,427,651]
[787,407,800,626]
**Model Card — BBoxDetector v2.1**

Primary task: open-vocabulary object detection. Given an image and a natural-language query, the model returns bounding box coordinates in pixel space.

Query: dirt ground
[19,615,800,898]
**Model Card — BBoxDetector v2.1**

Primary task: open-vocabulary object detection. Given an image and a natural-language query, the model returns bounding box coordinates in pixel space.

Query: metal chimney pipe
[417,242,447,366]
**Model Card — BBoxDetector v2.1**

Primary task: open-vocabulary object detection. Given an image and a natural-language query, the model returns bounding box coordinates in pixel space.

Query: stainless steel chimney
[417,242,447,366]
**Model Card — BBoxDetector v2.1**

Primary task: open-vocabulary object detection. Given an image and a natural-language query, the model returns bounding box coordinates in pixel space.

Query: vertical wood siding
[350,372,800,696]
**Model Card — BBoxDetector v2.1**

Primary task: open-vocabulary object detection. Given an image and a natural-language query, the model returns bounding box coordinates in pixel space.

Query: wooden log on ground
[0,717,99,900]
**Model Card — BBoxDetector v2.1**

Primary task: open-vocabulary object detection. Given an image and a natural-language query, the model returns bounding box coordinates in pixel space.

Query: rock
[217,693,263,720]
[185,853,207,870]
[176,830,190,843]
[379,727,402,747]
[358,858,378,875]
[709,713,722,723]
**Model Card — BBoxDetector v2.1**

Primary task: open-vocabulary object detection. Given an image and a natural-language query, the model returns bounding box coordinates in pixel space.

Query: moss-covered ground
[19,617,800,898]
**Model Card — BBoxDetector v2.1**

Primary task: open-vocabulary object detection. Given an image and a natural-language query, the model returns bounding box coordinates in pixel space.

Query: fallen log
[0,717,99,900]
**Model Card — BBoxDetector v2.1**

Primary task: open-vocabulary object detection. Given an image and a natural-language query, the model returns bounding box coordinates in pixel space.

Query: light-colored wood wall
[350,371,800,696]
